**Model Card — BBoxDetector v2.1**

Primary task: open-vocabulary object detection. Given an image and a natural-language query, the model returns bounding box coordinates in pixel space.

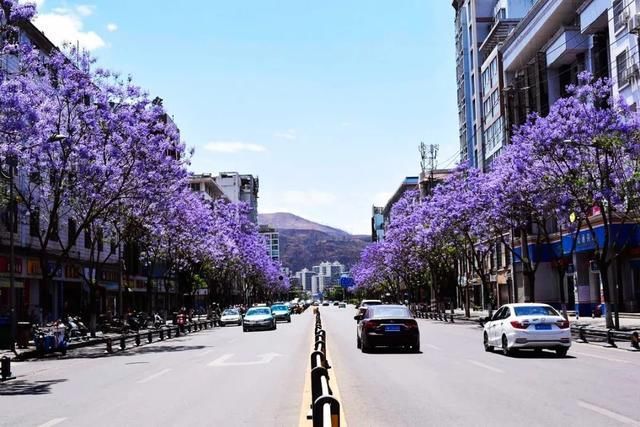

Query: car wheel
[243,327,248,332]
[356,335,361,349]
[483,332,493,352]
[361,336,370,353]
[273,322,277,330]
[220,323,225,327]
[556,347,568,357]
[238,321,242,326]
[502,335,513,357]
[287,317,291,323]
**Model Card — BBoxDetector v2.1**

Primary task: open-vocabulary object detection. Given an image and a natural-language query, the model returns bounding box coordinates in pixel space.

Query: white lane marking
[37,418,68,427]
[136,368,171,384]
[424,344,442,351]
[578,401,640,425]
[208,353,281,367]
[467,360,504,374]
[572,351,640,366]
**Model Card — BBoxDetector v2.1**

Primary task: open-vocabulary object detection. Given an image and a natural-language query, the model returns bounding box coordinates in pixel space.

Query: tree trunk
[599,263,614,329]
[558,270,567,320]
[89,280,97,338]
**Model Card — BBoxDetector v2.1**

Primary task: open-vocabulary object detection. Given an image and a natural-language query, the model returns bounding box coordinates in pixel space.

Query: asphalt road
[1,312,313,427]
[321,305,640,427]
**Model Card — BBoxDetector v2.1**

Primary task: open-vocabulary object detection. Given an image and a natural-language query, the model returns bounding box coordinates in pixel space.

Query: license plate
[385,325,401,332]
[535,324,551,330]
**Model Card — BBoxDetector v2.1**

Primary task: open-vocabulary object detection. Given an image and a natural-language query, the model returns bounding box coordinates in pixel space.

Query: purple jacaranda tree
[425,163,496,316]
[513,73,640,328]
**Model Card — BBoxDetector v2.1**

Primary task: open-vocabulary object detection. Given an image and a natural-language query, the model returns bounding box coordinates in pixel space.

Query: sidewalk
[451,308,640,330]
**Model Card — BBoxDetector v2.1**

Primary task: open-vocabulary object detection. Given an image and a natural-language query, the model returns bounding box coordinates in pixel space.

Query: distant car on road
[338,302,346,308]
[482,303,571,357]
[271,304,291,323]
[219,309,242,327]
[355,299,382,320]
[322,301,330,306]
[243,307,276,332]
[355,304,419,353]
[333,301,340,306]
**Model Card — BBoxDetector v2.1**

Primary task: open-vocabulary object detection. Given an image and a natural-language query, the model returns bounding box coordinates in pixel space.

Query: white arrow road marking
[37,418,67,427]
[578,401,640,425]
[137,368,172,384]
[208,353,282,367]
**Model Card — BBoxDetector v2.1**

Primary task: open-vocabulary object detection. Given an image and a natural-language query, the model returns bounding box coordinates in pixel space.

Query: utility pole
[419,142,439,198]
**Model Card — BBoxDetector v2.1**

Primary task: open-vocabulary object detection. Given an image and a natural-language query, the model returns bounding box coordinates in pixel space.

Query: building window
[613,0,627,32]
[30,208,39,237]
[189,183,200,192]
[68,218,76,246]
[617,50,628,86]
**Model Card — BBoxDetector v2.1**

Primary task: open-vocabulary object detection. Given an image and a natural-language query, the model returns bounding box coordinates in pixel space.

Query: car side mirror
[484,316,492,323]
[354,315,361,321]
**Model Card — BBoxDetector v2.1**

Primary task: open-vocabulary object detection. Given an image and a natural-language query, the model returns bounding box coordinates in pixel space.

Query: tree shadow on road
[0,378,67,396]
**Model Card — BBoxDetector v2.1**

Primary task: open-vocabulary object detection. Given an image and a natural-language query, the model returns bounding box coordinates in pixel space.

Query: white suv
[483,303,571,357]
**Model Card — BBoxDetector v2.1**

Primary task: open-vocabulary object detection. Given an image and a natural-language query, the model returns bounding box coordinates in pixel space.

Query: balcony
[578,0,608,34]
[546,27,589,68]
[503,0,582,73]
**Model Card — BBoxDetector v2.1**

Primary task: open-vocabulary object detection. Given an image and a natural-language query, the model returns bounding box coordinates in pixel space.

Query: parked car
[322,301,330,306]
[355,304,420,353]
[271,304,291,322]
[355,299,383,320]
[482,303,571,357]
[243,307,276,332]
[338,302,346,308]
[333,301,340,306]
[219,308,243,327]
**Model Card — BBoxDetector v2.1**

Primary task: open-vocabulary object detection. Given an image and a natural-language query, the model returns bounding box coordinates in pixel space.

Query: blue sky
[32,0,459,235]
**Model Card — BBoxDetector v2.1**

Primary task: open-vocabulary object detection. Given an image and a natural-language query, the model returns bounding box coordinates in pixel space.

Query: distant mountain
[258,212,369,272]
[258,212,350,238]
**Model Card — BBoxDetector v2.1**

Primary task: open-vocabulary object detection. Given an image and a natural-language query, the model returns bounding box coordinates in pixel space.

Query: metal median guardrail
[308,309,341,427]
[103,318,218,354]
[571,325,640,350]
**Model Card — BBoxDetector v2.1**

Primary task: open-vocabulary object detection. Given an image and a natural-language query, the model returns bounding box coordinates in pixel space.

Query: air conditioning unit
[628,14,640,34]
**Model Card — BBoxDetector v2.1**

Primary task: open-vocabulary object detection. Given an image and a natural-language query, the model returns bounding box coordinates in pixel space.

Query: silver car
[220,309,242,326]
[242,307,276,332]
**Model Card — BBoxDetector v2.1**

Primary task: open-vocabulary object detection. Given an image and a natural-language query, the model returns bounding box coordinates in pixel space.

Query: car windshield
[514,306,559,316]
[370,306,411,318]
[223,310,238,316]
[272,305,287,311]
[247,308,271,316]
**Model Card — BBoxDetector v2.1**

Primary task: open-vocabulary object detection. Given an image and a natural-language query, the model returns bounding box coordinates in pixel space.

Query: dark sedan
[355,305,420,353]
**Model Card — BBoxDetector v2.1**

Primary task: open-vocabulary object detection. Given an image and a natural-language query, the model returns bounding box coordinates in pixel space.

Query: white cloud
[75,4,94,16]
[204,141,266,153]
[106,23,118,32]
[274,129,297,141]
[34,7,105,51]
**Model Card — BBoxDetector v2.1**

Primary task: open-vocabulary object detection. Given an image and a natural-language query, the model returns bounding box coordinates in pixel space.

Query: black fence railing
[308,310,340,427]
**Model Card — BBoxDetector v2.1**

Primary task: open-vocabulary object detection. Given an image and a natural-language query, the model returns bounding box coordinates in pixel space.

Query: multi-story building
[451,0,640,313]
[371,206,385,242]
[382,176,419,227]
[188,173,227,202]
[214,172,259,223]
[259,225,280,262]
[453,0,535,170]
[453,0,496,169]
